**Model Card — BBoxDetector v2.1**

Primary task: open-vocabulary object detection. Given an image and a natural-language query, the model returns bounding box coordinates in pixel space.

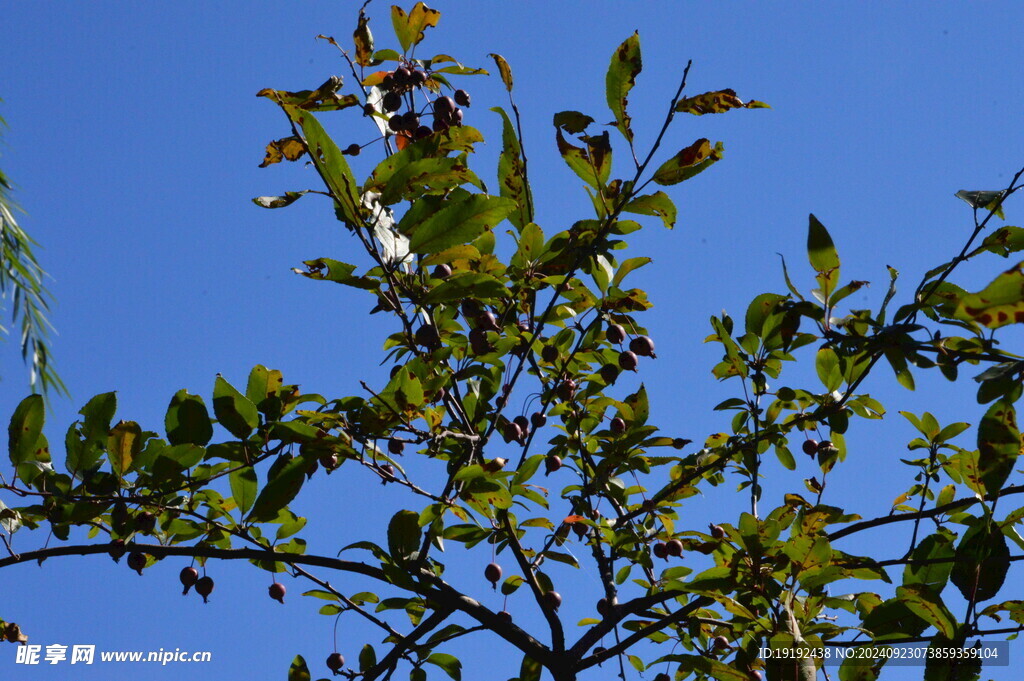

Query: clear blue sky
[2,2,1024,680]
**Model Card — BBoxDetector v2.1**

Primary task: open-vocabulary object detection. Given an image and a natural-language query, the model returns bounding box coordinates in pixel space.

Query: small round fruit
[388,115,404,132]
[415,324,440,348]
[557,378,577,401]
[127,551,147,576]
[380,463,396,481]
[432,263,452,279]
[497,610,512,624]
[709,524,726,539]
[477,311,500,331]
[180,566,199,595]
[652,541,668,559]
[414,125,432,140]
[410,70,427,86]
[434,96,456,115]
[606,323,626,344]
[269,582,286,604]
[572,523,587,539]
[599,363,619,384]
[196,575,215,603]
[484,562,502,586]
[541,344,559,363]
[451,108,464,126]
[544,455,562,475]
[454,89,471,107]
[136,511,157,533]
[666,539,683,557]
[817,440,838,456]
[503,422,523,444]
[629,335,655,357]
[382,91,402,112]
[618,350,639,372]
[319,451,339,470]
[531,412,547,429]
[654,674,670,681]
[513,415,530,432]
[610,417,626,435]
[108,539,126,562]
[344,143,361,156]
[388,438,405,455]
[596,597,615,617]
[393,66,411,86]
[402,111,420,130]
[543,591,562,610]
[326,652,345,673]
[802,439,819,457]
[672,438,688,449]
[432,117,449,133]
[712,635,730,651]
[381,74,395,90]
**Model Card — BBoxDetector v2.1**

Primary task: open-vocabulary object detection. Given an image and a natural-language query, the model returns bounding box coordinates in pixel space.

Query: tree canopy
[2,4,1024,681]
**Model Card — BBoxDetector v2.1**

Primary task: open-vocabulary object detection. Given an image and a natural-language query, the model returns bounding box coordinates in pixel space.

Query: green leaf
[424,273,507,304]
[107,421,141,477]
[380,157,484,206]
[675,654,751,681]
[950,519,1010,603]
[288,655,311,681]
[605,31,641,142]
[408,194,515,254]
[247,365,284,412]
[388,510,421,563]
[359,644,377,673]
[554,128,610,189]
[970,225,1024,258]
[612,257,652,288]
[165,390,213,446]
[280,104,362,227]
[8,394,46,468]
[955,261,1024,329]
[520,653,542,681]
[390,3,441,53]
[745,293,788,337]
[896,584,957,639]
[229,466,258,516]
[298,258,378,290]
[425,653,462,681]
[623,191,677,229]
[977,399,1020,494]
[491,106,533,229]
[807,214,840,299]
[651,139,723,186]
[903,530,955,594]
[248,453,315,523]
[815,346,843,391]
[213,376,260,439]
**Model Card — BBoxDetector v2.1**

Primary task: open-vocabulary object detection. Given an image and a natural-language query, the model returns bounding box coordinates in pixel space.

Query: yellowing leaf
[391,3,441,53]
[955,261,1024,329]
[606,31,641,142]
[675,89,769,115]
[258,136,305,168]
[651,139,723,186]
[488,53,514,91]
[353,10,374,67]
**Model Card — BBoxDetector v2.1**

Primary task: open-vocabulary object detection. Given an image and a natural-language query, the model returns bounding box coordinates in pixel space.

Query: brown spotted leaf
[955,261,1024,329]
[651,139,723,186]
[605,31,641,142]
[259,136,306,168]
[391,2,441,54]
[977,399,1020,494]
[675,89,770,115]
[895,584,957,639]
[354,10,374,67]
[488,53,514,91]
[256,78,359,113]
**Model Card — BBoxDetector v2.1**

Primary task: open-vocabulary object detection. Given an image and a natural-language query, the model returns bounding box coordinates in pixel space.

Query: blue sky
[2,2,1024,680]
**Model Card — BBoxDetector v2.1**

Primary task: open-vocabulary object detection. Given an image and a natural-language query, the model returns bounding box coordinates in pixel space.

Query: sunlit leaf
[258,136,305,168]
[488,53,514,91]
[955,261,1024,329]
[391,2,441,53]
[407,194,515,254]
[651,139,723,186]
[605,31,641,142]
[977,399,1020,493]
[674,89,769,115]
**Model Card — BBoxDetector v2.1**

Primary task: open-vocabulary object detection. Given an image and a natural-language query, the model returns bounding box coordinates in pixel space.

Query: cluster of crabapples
[801,437,838,460]
[343,63,470,155]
